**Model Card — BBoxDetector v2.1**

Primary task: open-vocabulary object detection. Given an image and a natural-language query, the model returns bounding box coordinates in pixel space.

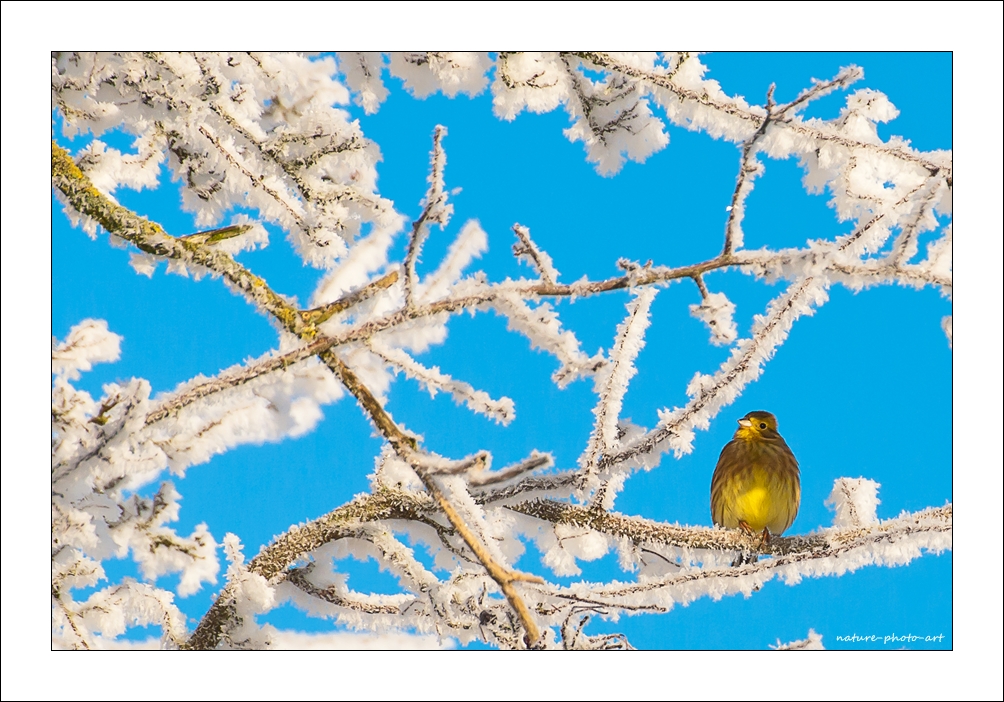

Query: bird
[711,410,800,564]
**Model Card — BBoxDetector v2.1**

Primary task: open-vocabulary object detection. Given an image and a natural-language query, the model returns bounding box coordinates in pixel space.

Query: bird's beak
[738,418,752,428]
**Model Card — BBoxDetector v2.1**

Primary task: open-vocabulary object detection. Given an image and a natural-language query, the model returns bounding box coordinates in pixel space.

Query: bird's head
[734,410,780,440]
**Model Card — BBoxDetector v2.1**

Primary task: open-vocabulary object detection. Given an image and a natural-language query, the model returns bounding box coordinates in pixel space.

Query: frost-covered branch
[183,489,434,649]
[404,125,452,307]
[53,52,402,267]
[511,224,559,285]
[368,339,515,425]
[56,125,546,647]
[52,141,305,333]
[410,464,546,647]
[507,498,825,555]
[501,494,950,631]
[469,451,553,488]
[540,502,950,612]
[580,289,657,501]
[601,277,829,471]
[772,629,825,651]
[573,52,950,176]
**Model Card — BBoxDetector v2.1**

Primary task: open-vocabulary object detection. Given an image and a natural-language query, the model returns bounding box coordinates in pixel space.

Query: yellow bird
[711,411,800,552]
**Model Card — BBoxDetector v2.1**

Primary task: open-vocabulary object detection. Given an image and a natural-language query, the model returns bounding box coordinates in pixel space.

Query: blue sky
[51,52,952,650]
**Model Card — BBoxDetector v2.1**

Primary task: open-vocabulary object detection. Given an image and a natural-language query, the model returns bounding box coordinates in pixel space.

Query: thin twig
[469,452,552,488]
[299,270,400,326]
[512,223,559,285]
[145,338,331,425]
[404,126,450,307]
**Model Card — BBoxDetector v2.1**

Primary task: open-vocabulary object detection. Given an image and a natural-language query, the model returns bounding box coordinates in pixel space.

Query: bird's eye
[759,422,767,429]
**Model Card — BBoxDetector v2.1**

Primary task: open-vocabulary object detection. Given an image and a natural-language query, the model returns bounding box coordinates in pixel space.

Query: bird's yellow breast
[731,468,779,533]
[713,457,799,535]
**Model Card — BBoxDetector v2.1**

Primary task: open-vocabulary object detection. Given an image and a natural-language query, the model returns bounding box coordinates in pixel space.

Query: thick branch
[508,499,826,556]
[551,503,952,609]
[324,346,544,645]
[183,489,433,650]
[52,141,303,333]
[412,466,544,647]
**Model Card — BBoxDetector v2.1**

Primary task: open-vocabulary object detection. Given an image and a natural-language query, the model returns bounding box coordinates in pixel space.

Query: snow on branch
[826,478,880,528]
[389,52,492,99]
[405,126,454,307]
[336,52,390,115]
[53,52,404,268]
[368,339,515,424]
[54,580,189,650]
[182,476,949,649]
[52,318,121,380]
[558,53,669,175]
[419,220,488,303]
[508,498,951,624]
[689,288,738,347]
[579,288,658,492]
[603,277,829,470]
[490,291,607,387]
[772,629,825,651]
[721,125,767,256]
[512,224,560,285]
[469,451,553,488]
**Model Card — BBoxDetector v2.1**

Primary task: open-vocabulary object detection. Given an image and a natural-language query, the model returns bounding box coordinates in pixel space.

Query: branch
[722,121,767,256]
[546,503,951,611]
[320,348,545,646]
[512,224,559,285]
[580,288,658,497]
[499,500,952,630]
[178,224,253,246]
[144,340,331,425]
[404,126,451,307]
[772,629,825,650]
[573,53,950,177]
[57,136,544,647]
[299,270,400,326]
[286,565,406,615]
[52,141,304,333]
[411,464,545,647]
[469,451,552,488]
[774,65,863,118]
[600,276,828,470]
[368,339,515,425]
[508,498,827,556]
[719,70,859,258]
[183,488,433,649]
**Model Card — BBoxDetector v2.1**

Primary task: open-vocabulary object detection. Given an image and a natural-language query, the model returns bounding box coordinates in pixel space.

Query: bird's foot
[759,527,771,549]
